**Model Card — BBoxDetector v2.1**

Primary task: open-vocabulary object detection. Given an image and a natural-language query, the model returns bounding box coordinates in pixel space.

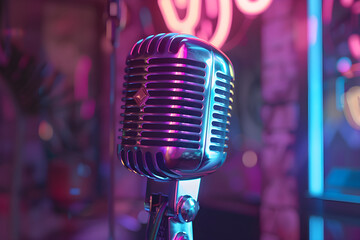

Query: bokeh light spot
[348,34,360,59]
[242,150,258,168]
[336,57,352,73]
[340,0,354,8]
[38,120,53,141]
[344,86,360,129]
[137,210,149,224]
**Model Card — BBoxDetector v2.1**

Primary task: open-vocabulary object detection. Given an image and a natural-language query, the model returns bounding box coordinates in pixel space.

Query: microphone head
[117,33,234,181]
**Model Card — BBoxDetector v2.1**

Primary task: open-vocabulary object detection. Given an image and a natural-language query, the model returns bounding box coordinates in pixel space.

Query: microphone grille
[121,55,206,149]
[208,72,234,152]
[118,33,234,180]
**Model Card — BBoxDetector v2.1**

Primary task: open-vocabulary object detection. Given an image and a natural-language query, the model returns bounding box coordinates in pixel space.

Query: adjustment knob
[176,195,200,223]
[174,232,189,240]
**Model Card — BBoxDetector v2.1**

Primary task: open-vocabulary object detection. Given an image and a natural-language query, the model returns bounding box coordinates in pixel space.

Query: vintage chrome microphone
[117,33,234,240]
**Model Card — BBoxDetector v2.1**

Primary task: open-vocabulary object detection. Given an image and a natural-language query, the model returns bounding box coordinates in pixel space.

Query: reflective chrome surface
[174,232,189,240]
[176,195,199,223]
[118,33,235,181]
[144,179,201,240]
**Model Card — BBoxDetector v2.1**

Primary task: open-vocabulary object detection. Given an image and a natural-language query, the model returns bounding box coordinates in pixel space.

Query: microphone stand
[106,0,121,239]
[145,178,201,240]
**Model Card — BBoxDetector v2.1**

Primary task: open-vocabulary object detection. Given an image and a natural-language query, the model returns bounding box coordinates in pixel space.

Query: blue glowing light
[309,216,324,240]
[308,0,324,197]
[335,77,345,110]
[70,187,81,196]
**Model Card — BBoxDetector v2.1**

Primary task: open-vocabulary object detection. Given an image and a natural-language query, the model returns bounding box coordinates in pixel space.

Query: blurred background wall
[1,0,360,240]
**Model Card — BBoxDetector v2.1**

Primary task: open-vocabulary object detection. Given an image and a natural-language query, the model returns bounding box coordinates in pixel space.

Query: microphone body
[118,33,234,180]
[117,33,234,240]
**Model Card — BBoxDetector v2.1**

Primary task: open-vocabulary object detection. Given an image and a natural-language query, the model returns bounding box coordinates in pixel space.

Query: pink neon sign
[234,0,273,15]
[158,0,273,49]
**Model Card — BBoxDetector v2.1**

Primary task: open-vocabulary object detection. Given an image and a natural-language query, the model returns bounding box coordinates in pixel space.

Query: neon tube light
[308,0,324,197]
[309,216,324,240]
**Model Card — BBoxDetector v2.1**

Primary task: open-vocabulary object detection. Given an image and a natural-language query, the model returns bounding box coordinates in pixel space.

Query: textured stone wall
[260,0,300,239]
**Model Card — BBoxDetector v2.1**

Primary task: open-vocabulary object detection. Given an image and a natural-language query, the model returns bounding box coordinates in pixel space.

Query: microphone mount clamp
[145,178,201,240]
